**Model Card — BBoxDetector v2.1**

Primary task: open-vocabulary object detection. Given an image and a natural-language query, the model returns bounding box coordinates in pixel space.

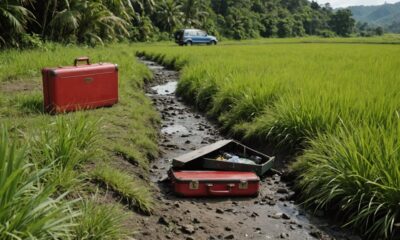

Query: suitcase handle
[206,184,234,196]
[74,57,90,66]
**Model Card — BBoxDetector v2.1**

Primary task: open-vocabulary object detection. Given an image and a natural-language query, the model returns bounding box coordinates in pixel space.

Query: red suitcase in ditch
[42,57,118,113]
[169,170,260,197]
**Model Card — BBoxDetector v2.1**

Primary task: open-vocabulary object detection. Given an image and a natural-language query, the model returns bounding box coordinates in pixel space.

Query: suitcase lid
[43,63,117,77]
[171,171,259,182]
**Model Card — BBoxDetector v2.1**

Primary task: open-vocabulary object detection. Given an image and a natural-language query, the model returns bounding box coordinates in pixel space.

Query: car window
[197,31,207,36]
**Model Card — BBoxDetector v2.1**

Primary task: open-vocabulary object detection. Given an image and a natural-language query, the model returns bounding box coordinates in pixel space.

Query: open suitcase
[42,57,118,113]
[173,140,275,176]
[169,170,260,197]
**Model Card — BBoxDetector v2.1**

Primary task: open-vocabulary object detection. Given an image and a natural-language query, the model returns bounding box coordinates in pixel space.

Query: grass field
[1,37,399,239]
[0,44,159,238]
[138,40,400,239]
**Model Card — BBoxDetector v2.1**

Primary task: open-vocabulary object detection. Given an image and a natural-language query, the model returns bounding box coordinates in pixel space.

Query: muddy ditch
[133,59,360,240]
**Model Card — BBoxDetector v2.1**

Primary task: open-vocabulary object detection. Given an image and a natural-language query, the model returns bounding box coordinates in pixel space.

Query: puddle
[161,124,189,135]
[151,81,178,95]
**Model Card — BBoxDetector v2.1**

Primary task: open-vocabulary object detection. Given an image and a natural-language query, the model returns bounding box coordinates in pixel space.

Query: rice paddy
[138,41,400,238]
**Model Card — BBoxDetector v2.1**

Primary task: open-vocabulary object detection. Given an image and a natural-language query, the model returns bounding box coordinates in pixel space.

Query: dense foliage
[1,0,358,48]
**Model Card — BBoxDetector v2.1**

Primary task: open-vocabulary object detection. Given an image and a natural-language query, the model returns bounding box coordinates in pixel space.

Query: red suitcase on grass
[169,170,260,197]
[42,57,118,113]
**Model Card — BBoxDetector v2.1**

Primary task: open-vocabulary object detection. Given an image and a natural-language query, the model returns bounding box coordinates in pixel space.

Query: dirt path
[134,60,359,240]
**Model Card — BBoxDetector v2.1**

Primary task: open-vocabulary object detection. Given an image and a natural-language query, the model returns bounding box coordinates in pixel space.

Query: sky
[315,0,399,8]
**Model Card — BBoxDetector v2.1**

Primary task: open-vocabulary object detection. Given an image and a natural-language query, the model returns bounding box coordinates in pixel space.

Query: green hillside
[349,2,400,32]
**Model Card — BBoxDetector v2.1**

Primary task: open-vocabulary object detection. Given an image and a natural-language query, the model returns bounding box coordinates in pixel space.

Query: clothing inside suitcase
[172,140,275,176]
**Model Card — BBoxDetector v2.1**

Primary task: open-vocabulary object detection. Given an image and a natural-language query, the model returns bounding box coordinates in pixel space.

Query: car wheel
[211,41,217,45]
[186,41,192,46]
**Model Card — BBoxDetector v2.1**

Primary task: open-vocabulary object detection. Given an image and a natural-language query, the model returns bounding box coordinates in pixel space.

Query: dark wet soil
[134,59,360,240]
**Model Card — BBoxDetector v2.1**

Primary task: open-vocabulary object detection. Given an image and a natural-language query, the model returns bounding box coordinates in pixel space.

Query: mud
[135,59,360,240]
[0,79,41,93]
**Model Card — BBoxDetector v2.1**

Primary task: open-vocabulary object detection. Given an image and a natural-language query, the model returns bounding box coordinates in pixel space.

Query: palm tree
[49,0,129,45]
[0,0,34,47]
[156,0,182,32]
[130,0,155,15]
[182,0,209,28]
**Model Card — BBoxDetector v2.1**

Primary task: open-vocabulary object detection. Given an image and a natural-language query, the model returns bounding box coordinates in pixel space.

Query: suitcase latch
[189,181,199,190]
[239,181,248,189]
[84,77,94,84]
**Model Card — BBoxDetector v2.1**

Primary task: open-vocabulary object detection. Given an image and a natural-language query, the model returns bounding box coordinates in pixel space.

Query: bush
[317,29,336,38]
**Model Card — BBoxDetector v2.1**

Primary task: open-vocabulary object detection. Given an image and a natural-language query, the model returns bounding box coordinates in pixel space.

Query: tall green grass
[293,122,400,239]
[28,115,99,190]
[92,164,154,214]
[74,199,130,240]
[0,126,78,239]
[0,43,161,239]
[138,42,400,238]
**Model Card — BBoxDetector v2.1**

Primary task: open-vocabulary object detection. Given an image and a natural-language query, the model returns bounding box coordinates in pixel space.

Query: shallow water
[151,81,178,95]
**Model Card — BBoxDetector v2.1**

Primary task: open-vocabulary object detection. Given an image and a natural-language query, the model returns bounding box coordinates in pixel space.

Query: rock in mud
[181,224,196,234]
[192,218,201,224]
[158,217,169,227]
[310,231,323,239]
[251,212,259,218]
[216,208,224,214]
[277,188,289,194]
[224,234,235,239]
[280,233,289,238]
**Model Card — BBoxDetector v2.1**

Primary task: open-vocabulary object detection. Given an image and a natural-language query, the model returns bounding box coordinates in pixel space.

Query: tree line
[1,0,359,48]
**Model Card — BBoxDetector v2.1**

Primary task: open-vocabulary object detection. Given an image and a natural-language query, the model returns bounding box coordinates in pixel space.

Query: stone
[277,188,289,194]
[280,233,289,239]
[181,224,196,234]
[224,234,235,239]
[192,218,201,224]
[310,231,323,239]
[216,208,224,214]
[251,212,259,218]
[158,216,169,226]
[271,213,283,219]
